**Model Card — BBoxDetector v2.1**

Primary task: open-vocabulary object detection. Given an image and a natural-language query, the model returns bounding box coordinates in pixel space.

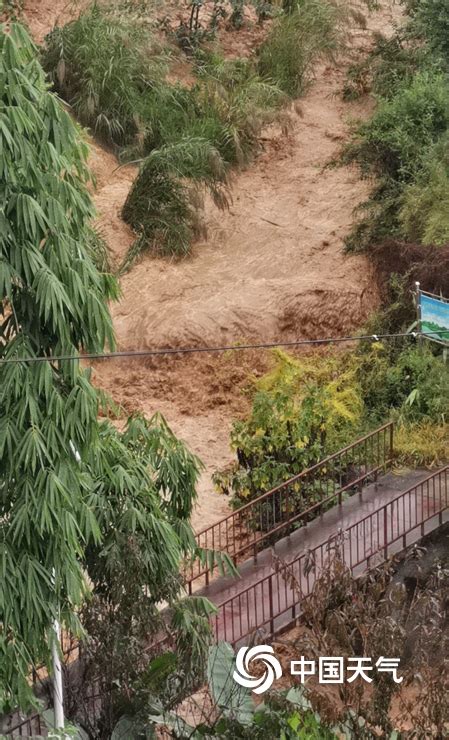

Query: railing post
[268,575,274,636]
[383,505,388,559]
[389,422,394,465]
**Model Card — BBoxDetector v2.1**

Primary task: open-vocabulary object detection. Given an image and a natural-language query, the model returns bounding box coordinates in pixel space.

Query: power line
[0,330,434,366]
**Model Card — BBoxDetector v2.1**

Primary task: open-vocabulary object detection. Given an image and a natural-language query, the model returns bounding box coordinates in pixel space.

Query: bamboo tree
[0,24,213,713]
[0,22,118,709]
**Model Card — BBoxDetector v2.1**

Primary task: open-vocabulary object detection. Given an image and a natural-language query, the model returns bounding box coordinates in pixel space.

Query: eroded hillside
[21,0,401,530]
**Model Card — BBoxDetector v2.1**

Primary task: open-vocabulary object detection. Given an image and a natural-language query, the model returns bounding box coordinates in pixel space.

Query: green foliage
[86,227,112,273]
[342,70,449,251]
[343,70,449,183]
[0,22,117,709]
[394,421,449,466]
[121,57,285,262]
[400,135,449,246]
[357,343,449,424]
[57,414,214,737]
[354,330,449,463]
[0,23,217,715]
[125,54,286,166]
[192,54,287,165]
[208,642,254,725]
[217,338,449,514]
[258,0,350,97]
[342,31,428,101]
[41,4,167,147]
[0,0,23,20]
[63,412,238,737]
[149,643,337,738]
[407,0,449,63]
[41,4,285,163]
[213,350,363,507]
[121,137,229,264]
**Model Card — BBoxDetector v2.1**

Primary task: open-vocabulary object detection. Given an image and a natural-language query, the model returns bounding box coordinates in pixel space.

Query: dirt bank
[21,0,88,42]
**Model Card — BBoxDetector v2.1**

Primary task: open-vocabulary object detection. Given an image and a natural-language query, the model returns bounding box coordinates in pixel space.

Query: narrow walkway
[199,470,428,602]
[199,468,449,644]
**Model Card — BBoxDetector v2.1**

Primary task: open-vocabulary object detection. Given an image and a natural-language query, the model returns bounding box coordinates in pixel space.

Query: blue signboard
[420,293,449,343]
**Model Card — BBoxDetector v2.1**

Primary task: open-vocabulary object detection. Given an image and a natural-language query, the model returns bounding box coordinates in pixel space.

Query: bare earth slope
[113,69,378,351]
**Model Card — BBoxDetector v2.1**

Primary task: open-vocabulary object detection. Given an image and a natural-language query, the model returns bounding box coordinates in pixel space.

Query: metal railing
[2,632,172,737]
[2,639,81,738]
[1,712,47,738]
[209,466,449,646]
[186,422,394,590]
[4,463,447,736]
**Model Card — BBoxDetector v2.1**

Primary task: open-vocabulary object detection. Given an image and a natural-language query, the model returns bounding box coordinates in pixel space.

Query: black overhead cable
[0,330,434,366]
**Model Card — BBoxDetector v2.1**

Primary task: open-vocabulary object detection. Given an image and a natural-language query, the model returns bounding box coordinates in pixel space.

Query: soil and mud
[21,0,402,531]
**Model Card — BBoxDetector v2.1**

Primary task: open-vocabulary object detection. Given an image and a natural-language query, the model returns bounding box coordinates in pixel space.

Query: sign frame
[416,282,449,346]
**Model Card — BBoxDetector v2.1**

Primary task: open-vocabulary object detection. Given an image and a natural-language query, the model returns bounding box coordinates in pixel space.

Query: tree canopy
[0,23,207,713]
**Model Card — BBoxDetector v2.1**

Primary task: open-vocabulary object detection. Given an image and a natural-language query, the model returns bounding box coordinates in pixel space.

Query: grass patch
[394,422,449,467]
[400,134,449,247]
[258,0,351,97]
[42,4,167,148]
[121,137,230,266]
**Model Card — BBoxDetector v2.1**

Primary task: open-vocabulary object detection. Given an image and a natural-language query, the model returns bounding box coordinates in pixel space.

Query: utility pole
[52,617,65,733]
[415,281,422,347]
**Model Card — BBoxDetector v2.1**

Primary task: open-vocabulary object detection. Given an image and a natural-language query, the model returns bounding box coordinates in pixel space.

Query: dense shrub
[343,31,428,101]
[129,56,286,165]
[357,343,449,424]
[122,56,286,261]
[343,70,449,184]
[407,0,449,63]
[258,0,350,97]
[121,137,229,265]
[342,0,449,254]
[191,55,287,165]
[213,351,363,507]
[342,70,449,250]
[42,5,166,147]
[42,4,288,260]
[400,135,449,246]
